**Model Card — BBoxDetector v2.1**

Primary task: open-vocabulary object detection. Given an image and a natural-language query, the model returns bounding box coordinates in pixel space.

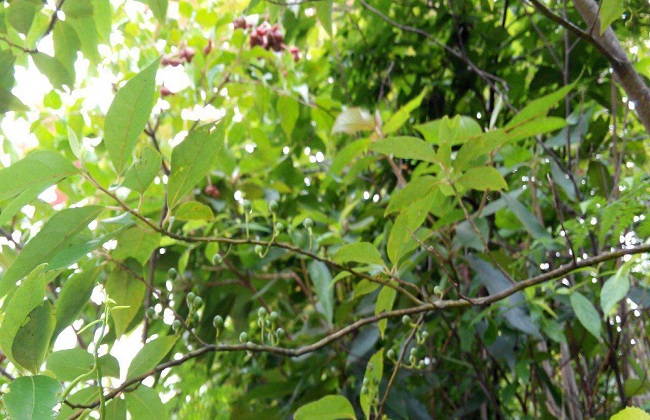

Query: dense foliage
[0,0,649,418]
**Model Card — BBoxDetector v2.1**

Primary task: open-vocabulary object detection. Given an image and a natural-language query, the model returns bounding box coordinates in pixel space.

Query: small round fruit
[239,332,249,343]
[303,218,313,229]
[172,319,182,333]
[213,315,224,329]
[258,307,267,318]
[268,200,278,213]
[168,268,178,280]
[275,328,285,339]
[402,315,411,325]
[269,311,279,322]
[193,296,203,309]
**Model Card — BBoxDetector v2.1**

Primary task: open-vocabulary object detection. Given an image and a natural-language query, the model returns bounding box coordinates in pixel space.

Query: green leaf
[105,262,146,337]
[53,21,80,81]
[7,0,36,34]
[0,50,16,90]
[371,136,438,164]
[315,0,333,36]
[13,300,56,373]
[333,242,384,266]
[0,150,77,203]
[174,201,215,221]
[294,395,355,420]
[67,125,84,160]
[99,354,121,378]
[308,261,334,325]
[415,115,482,145]
[507,85,573,128]
[32,52,74,90]
[112,227,161,265]
[387,212,409,267]
[360,349,384,418]
[125,385,168,419]
[386,176,438,215]
[610,406,650,420]
[105,397,127,420]
[92,0,112,41]
[502,194,552,242]
[126,335,177,380]
[0,265,58,369]
[0,206,103,297]
[62,0,94,18]
[457,167,508,191]
[383,90,426,135]
[600,274,629,317]
[375,286,396,338]
[3,376,61,420]
[570,292,601,339]
[68,15,100,63]
[121,146,162,194]
[139,0,168,22]
[167,123,226,210]
[54,266,100,339]
[599,0,624,34]
[104,58,160,174]
[331,108,375,134]
[46,348,95,381]
[278,96,299,139]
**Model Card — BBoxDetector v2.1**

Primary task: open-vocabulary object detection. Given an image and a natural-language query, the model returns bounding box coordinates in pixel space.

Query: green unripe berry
[410,348,417,356]
[268,200,278,213]
[275,222,284,233]
[275,328,285,339]
[193,296,203,309]
[213,315,224,329]
[303,217,313,229]
[361,386,369,395]
[186,292,196,307]
[168,268,178,280]
[386,349,396,360]
[239,332,249,343]
[172,319,182,333]
[402,315,411,326]
[409,355,416,364]
[418,360,426,369]
[213,254,223,264]
[421,331,429,341]
[242,200,252,213]
[264,319,271,328]
[269,311,279,322]
[255,244,264,255]
[258,307,267,318]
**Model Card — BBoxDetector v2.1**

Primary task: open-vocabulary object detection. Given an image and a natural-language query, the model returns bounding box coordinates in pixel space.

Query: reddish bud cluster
[233,16,301,62]
[160,85,173,97]
[161,46,195,67]
[204,185,221,199]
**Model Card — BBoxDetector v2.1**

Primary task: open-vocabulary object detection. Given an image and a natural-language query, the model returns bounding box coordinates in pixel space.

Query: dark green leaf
[600,274,629,317]
[13,300,56,373]
[121,146,162,194]
[3,376,61,420]
[308,261,334,325]
[125,385,168,419]
[570,292,601,339]
[126,335,177,380]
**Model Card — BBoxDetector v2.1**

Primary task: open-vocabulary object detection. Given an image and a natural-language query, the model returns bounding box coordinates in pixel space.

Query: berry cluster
[234,16,301,62]
[161,45,196,68]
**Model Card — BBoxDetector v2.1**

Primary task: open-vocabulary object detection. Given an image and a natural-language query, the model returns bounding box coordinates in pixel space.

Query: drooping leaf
[331,108,375,134]
[53,266,100,339]
[570,292,601,339]
[112,226,161,265]
[507,84,573,128]
[294,395,355,420]
[610,406,650,420]
[502,194,553,242]
[599,0,624,34]
[371,136,438,164]
[360,349,384,418]
[385,176,438,215]
[383,90,427,135]
[104,261,146,337]
[600,274,629,317]
[315,0,333,36]
[3,376,61,420]
[174,201,215,221]
[167,122,225,210]
[415,115,482,145]
[104,58,160,174]
[62,0,94,18]
[46,348,95,382]
[32,52,74,90]
[0,206,103,297]
[7,0,37,34]
[105,397,127,420]
[278,96,299,139]
[125,385,168,419]
[121,146,162,194]
[126,335,177,380]
[138,0,168,22]
[387,212,409,267]
[375,286,397,338]
[333,242,384,266]
[457,167,508,191]
[13,300,56,373]
[308,261,334,325]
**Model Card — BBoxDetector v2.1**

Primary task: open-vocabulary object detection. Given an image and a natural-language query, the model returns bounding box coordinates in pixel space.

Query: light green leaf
[570,292,601,339]
[46,348,95,381]
[332,108,375,134]
[599,0,624,34]
[121,146,161,194]
[600,274,629,317]
[53,21,81,81]
[125,385,168,419]
[104,58,160,174]
[371,136,438,164]
[0,265,58,368]
[386,176,438,215]
[92,0,112,41]
[353,280,381,299]
[610,406,650,420]
[507,85,573,128]
[126,335,177,380]
[139,0,167,22]
[360,349,384,418]
[315,0,333,36]
[3,376,61,420]
[294,395,355,420]
[67,126,84,160]
[333,242,384,266]
[0,150,77,202]
[112,226,161,265]
[99,354,121,378]
[174,201,215,221]
[415,115,482,145]
[457,167,508,191]
[105,262,146,338]
[33,52,74,90]
[13,300,56,373]
[54,266,100,339]
[375,286,397,338]
[7,0,36,34]
[387,212,409,267]
[105,397,127,420]
[308,261,334,325]
[278,96,299,139]
[167,123,226,210]
[383,90,426,135]
[62,0,94,18]
[68,16,100,63]
[0,206,103,297]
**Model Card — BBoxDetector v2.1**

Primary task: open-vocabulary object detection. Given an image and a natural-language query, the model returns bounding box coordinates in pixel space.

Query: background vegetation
[0,0,649,418]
